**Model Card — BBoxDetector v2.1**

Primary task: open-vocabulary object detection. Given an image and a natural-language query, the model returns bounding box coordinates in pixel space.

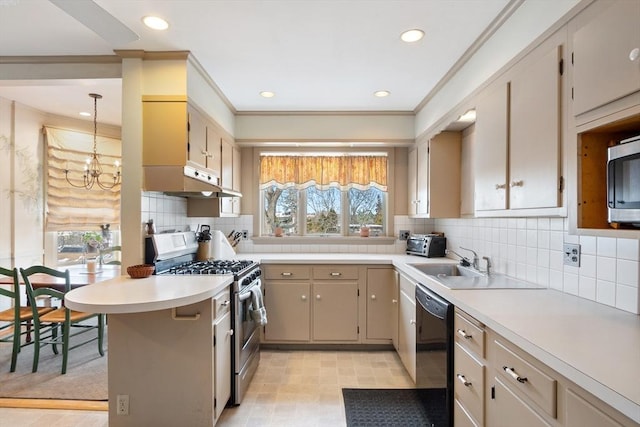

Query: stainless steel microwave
[608,135,640,225]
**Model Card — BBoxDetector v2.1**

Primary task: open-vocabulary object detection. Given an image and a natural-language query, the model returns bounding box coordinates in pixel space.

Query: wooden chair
[0,267,54,372]
[19,265,105,374]
[100,245,121,265]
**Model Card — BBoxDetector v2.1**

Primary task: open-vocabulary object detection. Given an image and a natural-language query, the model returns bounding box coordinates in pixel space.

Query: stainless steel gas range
[145,231,263,406]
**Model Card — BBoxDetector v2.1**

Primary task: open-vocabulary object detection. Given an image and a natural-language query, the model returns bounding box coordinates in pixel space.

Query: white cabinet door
[474,83,509,211]
[572,0,640,116]
[408,146,418,215]
[510,45,562,210]
[416,141,429,216]
[214,310,232,422]
[398,276,416,382]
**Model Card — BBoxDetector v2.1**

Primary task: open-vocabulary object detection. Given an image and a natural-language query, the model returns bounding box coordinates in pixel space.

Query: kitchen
[0,0,639,426]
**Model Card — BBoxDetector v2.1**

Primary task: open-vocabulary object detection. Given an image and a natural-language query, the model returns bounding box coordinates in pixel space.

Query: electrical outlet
[117,394,129,416]
[563,243,581,267]
[399,230,410,241]
[241,230,248,240]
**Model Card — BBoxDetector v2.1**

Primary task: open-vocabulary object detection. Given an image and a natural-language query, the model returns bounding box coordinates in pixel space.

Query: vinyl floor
[0,349,414,427]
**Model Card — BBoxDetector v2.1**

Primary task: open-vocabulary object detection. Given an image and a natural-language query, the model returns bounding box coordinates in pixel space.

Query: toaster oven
[406,234,447,257]
[608,135,640,226]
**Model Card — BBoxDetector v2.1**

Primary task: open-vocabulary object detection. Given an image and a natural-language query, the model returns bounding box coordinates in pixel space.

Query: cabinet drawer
[212,288,231,319]
[312,265,358,280]
[494,339,557,418]
[455,343,484,424]
[455,311,485,357]
[264,265,310,280]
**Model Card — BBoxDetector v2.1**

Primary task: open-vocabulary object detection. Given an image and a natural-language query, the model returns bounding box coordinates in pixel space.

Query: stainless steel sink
[408,263,484,278]
[407,263,545,290]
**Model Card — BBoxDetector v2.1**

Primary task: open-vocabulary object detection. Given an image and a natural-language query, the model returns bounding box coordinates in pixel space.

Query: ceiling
[0,0,517,125]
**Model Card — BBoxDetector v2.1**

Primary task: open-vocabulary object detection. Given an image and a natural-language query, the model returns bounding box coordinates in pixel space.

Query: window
[260,154,387,237]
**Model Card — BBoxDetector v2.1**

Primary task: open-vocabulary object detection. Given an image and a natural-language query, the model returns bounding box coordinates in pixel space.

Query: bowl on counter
[127,264,155,279]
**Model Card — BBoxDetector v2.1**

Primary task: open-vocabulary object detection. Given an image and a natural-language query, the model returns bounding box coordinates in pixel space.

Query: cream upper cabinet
[571,0,640,117]
[220,137,241,216]
[474,82,509,211]
[206,125,222,179]
[509,44,562,210]
[475,37,564,214]
[408,132,461,218]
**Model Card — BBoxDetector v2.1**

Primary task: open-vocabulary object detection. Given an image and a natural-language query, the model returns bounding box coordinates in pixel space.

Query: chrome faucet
[459,247,479,270]
[445,249,471,267]
[482,256,492,276]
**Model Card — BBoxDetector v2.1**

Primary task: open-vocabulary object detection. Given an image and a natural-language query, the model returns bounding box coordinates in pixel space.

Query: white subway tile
[526,218,537,230]
[579,276,596,301]
[549,250,564,271]
[563,272,579,295]
[616,259,638,287]
[549,269,563,290]
[550,218,564,231]
[617,238,639,261]
[579,254,597,278]
[596,256,617,282]
[580,235,597,255]
[596,280,616,306]
[538,230,550,249]
[615,284,639,314]
[536,267,549,287]
[597,237,616,257]
[537,218,550,230]
[549,231,564,251]
[537,248,549,268]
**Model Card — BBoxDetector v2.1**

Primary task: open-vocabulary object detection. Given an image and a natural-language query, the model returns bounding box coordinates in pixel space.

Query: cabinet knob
[316,294,321,300]
[370,294,376,300]
[392,299,398,304]
[228,329,234,336]
[510,180,524,187]
[410,319,416,325]
[456,374,472,387]
[630,47,639,62]
[301,295,307,301]
[495,183,507,190]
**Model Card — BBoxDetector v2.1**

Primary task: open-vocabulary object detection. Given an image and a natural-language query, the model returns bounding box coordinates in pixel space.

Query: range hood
[143,165,242,198]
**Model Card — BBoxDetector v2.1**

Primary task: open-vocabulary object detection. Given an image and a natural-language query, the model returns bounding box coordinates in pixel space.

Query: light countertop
[249,253,640,424]
[65,275,233,314]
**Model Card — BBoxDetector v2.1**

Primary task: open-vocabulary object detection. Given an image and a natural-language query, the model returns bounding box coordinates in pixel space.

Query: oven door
[235,280,261,359]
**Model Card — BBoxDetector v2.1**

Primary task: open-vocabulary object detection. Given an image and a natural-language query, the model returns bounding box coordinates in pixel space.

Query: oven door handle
[239,280,262,302]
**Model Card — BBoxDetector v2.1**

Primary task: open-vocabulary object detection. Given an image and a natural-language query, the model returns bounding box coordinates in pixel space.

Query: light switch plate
[563,243,581,267]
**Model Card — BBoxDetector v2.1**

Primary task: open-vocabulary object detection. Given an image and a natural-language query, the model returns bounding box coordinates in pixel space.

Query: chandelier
[64,93,121,190]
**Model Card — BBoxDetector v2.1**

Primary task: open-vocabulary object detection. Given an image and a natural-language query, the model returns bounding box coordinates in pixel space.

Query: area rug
[0,329,108,401]
[342,388,447,427]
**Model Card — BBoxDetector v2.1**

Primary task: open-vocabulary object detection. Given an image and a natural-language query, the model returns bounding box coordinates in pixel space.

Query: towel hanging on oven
[250,285,268,326]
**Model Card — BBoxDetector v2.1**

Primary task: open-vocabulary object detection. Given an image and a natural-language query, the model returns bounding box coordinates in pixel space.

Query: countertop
[65,275,233,314]
[249,253,640,424]
[64,253,640,423]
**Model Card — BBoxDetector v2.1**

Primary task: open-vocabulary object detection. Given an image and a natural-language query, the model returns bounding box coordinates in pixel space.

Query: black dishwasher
[416,283,454,427]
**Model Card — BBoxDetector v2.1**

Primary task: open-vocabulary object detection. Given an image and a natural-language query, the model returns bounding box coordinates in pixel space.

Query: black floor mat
[342,388,447,427]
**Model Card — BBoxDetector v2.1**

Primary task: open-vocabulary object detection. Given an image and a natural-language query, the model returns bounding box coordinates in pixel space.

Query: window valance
[44,126,121,231]
[259,155,387,191]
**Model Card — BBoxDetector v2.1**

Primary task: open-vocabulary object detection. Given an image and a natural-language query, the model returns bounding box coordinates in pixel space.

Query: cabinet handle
[371,294,376,300]
[330,272,342,276]
[221,300,230,307]
[630,47,639,62]
[457,329,472,339]
[171,308,200,321]
[495,183,507,190]
[228,329,234,336]
[503,366,528,383]
[457,374,472,387]
[510,180,524,187]
[281,272,292,276]
[301,295,307,301]
[410,319,416,325]
[392,299,398,304]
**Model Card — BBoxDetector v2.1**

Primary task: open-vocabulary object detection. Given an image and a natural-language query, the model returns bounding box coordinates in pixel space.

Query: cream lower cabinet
[262,265,360,343]
[213,290,232,424]
[365,267,397,341]
[484,328,638,427]
[397,272,416,382]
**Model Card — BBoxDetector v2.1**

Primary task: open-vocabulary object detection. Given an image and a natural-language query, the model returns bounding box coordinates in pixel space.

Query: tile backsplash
[142,192,639,314]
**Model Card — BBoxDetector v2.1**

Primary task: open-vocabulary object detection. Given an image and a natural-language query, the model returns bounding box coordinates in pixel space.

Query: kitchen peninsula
[66,274,233,427]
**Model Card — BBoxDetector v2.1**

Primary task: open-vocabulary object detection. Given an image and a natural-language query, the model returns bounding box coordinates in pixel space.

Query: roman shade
[44,126,121,231]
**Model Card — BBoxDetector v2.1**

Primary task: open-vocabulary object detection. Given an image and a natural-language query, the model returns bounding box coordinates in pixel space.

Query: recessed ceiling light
[79,111,91,117]
[260,91,275,98]
[400,29,424,43]
[374,90,390,98]
[143,16,169,31]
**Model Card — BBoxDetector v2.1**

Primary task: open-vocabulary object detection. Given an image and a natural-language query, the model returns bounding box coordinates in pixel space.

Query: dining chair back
[19,265,105,374]
[0,267,54,372]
